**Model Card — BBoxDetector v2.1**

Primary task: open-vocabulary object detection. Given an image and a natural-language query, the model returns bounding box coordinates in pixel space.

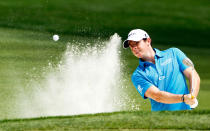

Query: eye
[129,41,139,48]
[133,42,139,47]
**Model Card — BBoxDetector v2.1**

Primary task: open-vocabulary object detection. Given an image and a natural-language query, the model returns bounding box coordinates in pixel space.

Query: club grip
[191,94,195,99]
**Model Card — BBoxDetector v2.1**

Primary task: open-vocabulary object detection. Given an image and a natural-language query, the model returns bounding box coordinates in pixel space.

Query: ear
[147,38,152,46]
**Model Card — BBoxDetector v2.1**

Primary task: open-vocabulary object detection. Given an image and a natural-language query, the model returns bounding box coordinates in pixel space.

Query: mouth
[134,51,141,57]
[134,51,140,55]
[131,49,141,57]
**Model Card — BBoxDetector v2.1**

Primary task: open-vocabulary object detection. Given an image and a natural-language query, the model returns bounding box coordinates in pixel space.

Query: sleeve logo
[182,58,194,67]
[138,85,143,94]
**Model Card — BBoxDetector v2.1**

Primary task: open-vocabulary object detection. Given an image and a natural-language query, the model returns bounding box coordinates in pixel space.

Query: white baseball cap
[123,29,150,48]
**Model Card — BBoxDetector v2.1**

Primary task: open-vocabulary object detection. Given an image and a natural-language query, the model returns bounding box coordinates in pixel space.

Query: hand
[184,94,195,105]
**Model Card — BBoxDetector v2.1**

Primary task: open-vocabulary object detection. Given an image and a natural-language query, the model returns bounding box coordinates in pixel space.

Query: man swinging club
[123,29,200,111]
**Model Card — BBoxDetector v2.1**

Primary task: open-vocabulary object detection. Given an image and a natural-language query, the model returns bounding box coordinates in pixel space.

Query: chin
[133,52,141,58]
[135,54,141,58]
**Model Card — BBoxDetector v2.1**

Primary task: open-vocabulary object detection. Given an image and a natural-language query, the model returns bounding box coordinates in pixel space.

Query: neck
[141,48,156,64]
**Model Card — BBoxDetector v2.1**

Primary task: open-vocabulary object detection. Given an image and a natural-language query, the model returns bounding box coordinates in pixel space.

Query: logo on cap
[128,33,136,37]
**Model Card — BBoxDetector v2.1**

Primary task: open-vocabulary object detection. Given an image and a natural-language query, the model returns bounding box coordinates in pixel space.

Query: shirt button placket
[155,56,164,90]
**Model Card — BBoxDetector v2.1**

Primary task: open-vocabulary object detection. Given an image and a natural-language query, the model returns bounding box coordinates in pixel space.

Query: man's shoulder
[132,66,144,78]
[159,47,183,56]
[132,66,140,75]
[161,47,180,53]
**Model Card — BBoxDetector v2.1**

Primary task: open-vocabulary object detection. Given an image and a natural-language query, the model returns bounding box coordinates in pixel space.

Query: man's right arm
[145,85,195,105]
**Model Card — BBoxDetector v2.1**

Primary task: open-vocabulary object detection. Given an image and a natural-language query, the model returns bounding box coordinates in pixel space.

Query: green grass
[0,0,210,129]
[0,110,210,130]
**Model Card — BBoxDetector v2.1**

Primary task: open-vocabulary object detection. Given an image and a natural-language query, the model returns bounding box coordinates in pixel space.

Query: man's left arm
[183,66,200,98]
[173,48,201,98]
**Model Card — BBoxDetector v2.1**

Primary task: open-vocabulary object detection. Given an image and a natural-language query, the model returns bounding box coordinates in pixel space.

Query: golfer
[123,29,200,111]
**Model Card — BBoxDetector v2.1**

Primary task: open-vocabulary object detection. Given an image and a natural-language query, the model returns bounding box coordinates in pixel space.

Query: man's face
[129,39,150,58]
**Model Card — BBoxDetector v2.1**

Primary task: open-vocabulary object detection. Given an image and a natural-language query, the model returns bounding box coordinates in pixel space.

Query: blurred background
[0,0,209,119]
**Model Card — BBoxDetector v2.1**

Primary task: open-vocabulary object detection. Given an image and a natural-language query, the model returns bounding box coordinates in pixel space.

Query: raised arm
[183,67,200,98]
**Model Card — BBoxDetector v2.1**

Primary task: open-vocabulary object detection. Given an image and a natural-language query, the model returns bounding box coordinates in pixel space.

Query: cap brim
[123,40,129,49]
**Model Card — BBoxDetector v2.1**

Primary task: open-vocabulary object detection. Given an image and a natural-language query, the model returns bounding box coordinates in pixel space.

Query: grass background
[1,110,210,130]
[0,0,210,130]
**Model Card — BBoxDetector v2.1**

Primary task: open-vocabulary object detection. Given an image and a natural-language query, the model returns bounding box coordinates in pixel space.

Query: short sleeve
[131,72,153,99]
[172,48,191,72]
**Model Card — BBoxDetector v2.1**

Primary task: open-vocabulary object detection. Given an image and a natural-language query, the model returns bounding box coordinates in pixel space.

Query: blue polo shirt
[131,48,191,111]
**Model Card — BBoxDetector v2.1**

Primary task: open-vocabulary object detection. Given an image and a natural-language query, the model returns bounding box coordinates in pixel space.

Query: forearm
[145,86,183,104]
[189,70,200,97]
[154,91,183,104]
[145,86,194,104]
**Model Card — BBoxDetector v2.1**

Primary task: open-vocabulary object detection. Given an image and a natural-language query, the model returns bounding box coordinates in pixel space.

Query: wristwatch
[181,94,185,102]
